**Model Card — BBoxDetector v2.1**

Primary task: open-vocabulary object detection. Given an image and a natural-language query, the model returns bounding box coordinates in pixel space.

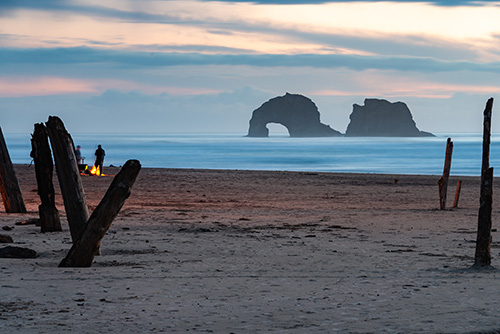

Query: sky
[1,0,499,134]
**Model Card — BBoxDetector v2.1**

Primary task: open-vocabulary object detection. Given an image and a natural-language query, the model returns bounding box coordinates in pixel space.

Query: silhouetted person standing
[94,145,105,173]
[75,145,82,164]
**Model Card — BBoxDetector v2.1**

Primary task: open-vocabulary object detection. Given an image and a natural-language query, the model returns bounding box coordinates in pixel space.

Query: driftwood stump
[46,116,89,242]
[59,160,141,267]
[0,127,26,213]
[31,123,62,232]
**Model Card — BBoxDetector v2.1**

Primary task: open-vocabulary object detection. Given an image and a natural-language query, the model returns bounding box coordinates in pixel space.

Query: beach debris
[31,123,62,233]
[46,116,89,242]
[438,137,453,210]
[0,234,13,243]
[0,246,37,258]
[474,97,494,267]
[15,218,40,226]
[59,159,141,268]
[0,126,27,213]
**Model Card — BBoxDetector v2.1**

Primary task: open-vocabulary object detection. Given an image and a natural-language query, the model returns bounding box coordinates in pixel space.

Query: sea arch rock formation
[247,93,342,137]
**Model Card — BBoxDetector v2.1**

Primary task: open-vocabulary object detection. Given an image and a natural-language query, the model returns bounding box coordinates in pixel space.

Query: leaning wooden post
[31,123,62,232]
[46,116,89,242]
[0,126,27,213]
[452,180,462,208]
[438,138,453,210]
[474,97,494,267]
[59,160,141,267]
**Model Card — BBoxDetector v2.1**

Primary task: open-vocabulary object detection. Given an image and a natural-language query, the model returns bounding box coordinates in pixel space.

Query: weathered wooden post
[452,180,462,208]
[474,97,494,267]
[45,116,89,242]
[0,127,27,213]
[438,138,453,209]
[31,123,62,232]
[59,159,141,267]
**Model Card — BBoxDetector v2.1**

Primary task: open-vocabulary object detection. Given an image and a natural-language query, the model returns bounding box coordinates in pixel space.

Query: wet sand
[1,165,500,333]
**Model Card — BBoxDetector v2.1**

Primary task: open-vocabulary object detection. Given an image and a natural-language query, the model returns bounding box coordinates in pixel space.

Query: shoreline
[14,162,487,177]
[2,165,499,333]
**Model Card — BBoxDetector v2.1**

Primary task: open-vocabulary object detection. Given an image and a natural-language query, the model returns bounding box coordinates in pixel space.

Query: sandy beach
[2,165,500,333]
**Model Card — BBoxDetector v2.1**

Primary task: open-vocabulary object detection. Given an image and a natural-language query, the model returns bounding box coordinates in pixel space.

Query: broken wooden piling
[438,137,453,210]
[0,127,26,213]
[31,123,62,232]
[46,116,89,242]
[474,97,494,267]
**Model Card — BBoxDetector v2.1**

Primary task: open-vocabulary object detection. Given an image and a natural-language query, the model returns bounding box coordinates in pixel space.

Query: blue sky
[1,0,499,134]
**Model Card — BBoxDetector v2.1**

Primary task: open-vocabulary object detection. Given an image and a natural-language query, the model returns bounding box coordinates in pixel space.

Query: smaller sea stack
[345,98,434,137]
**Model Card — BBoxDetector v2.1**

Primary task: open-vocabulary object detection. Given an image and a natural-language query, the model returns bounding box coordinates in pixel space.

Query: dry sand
[2,165,500,333]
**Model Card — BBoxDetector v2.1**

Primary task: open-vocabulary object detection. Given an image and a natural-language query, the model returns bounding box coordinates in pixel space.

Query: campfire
[79,164,103,176]
[88,165,101,176]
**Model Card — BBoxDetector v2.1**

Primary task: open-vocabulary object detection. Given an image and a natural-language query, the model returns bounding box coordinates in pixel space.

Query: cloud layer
[2,47,500,75]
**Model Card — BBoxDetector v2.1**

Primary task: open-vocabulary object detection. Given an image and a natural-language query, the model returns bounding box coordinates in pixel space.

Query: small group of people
[75,144,105,172]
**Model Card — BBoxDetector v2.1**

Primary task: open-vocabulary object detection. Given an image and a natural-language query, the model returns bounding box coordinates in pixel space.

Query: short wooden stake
[59,160,141,267]
[0,126,26,213]
[452,180,462,208]
[438,138,453,210]
[31,123,62,232]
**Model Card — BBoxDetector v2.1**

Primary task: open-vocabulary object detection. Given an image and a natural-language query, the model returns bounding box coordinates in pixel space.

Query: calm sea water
[3,132,500,176]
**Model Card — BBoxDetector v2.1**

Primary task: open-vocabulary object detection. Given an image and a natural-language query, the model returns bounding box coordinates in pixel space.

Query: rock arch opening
[266,123,291,137]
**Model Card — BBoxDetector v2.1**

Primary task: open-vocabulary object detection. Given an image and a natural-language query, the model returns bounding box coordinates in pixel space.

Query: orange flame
[89,165,101,176]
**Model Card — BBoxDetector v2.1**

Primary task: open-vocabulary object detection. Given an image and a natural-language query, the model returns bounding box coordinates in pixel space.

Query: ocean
[3,132,499,176]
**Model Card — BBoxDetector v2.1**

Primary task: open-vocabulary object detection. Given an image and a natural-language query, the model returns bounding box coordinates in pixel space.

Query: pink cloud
[0,77,97,97]
[0,76,222,97]
[311,73,500,99]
